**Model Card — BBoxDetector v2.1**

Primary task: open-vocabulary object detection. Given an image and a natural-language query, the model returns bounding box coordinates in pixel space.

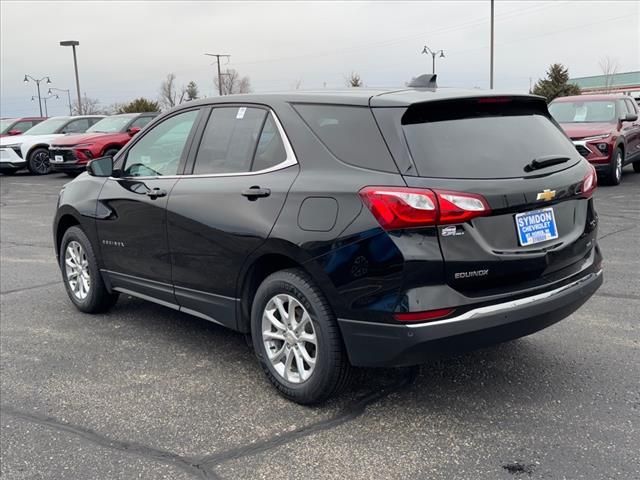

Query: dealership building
[569,71,640,99]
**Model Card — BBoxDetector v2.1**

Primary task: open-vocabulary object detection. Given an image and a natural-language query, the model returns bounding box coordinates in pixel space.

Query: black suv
[54,83,603,404]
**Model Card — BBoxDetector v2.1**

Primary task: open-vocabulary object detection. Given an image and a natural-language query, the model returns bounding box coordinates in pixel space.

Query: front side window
[62,118,90,133]
[10,121,33,133]
[122,110,198,177]
[130,116,155,130]
[193,107,267,175]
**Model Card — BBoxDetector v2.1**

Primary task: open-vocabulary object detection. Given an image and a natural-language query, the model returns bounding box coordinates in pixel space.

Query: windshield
[0,119,15,133]
[549,101,616,123]
[87,115,134,133]
[23,117,69,135]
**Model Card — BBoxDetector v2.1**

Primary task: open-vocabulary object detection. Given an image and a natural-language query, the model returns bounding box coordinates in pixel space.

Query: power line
[205,53,230,96]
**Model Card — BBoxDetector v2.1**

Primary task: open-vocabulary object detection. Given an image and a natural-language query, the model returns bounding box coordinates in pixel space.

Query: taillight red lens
[359,187,438,230]
[359,187,491,230]
[581,164,597,198]
[394,308,456,322]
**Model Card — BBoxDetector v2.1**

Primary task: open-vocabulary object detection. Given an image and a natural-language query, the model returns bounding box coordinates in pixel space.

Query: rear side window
[252,115,287,171]
[402,98,578,179]
[193,107,266,174]
[293,104,397,173]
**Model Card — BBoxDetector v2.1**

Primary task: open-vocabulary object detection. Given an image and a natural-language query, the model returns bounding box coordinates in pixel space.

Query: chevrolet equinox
[54,79,603,404]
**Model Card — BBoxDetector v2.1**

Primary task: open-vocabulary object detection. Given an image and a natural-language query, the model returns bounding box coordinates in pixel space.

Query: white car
[0,115,104,175]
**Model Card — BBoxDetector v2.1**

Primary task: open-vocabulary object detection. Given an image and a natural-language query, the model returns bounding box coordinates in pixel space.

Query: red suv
[0,117,47,137]
[49,112,158,175]
[549,94,640,185]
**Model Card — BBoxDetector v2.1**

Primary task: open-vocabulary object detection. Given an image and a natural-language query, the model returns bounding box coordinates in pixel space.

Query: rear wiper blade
[524,155,570,172]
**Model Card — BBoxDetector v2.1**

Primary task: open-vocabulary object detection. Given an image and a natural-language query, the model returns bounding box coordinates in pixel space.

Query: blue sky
[1,0,638,117]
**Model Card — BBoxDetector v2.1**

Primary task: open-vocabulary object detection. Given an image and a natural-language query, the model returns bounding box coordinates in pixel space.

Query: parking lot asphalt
[0,168,638,480]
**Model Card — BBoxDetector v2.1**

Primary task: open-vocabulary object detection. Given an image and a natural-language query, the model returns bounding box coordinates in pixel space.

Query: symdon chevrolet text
[54,77,603,403]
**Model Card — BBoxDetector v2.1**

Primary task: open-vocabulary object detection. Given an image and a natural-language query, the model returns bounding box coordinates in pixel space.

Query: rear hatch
[390,96,598,295]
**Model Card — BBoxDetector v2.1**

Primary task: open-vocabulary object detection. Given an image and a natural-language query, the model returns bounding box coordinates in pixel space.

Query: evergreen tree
[532,63,581,102]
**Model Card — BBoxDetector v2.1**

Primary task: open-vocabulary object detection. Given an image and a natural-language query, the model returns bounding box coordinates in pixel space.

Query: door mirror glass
[127,126,141,136]
[87,156,114,177]
[7,129,22,136]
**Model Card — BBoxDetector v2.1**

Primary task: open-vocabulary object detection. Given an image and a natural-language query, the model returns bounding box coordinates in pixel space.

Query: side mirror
[7,129,22,136]
[127,126,141,136]
[87,156,114,177]
[621,113,638,122]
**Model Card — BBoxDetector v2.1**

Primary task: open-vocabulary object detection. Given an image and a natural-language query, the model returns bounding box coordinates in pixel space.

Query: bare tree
[159,73,187,110]
[72,94,103,115]
[599,56,619,93]
[346,72,363,87]
[214,69,251,95]
[291,79,303,90]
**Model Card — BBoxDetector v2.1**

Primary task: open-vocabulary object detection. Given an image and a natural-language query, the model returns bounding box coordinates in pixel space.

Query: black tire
[604,147,623,186]
[104,148,119,158]
[251,268,352,404]
[633,161,640,173]
[59,226,118,313]
[27,147,51,175]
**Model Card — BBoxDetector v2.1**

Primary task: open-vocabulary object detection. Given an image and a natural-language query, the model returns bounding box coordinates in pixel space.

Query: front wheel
[251,269,352,404]
[605,147,623,185]
[27,147,51,175]
[104,148,119,158]
[60,226,118,313]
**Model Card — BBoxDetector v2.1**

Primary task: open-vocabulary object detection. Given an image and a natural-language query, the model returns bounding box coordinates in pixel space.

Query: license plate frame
[515,207,559,246]
[52,155,64,163]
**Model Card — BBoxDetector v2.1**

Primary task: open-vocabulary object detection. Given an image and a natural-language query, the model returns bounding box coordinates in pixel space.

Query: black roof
[184,88,542,108]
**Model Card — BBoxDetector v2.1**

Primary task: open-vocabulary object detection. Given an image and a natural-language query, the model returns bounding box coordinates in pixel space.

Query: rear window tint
[293,104,397,173]
[402,100,578,179]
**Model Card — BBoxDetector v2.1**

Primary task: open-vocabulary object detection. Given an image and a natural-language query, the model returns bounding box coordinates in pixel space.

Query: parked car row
[0,117,47,137]
[549,94,640,185]
[0,112,158,176]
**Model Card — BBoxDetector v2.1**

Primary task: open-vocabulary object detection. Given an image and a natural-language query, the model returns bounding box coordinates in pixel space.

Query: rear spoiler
[401,95,550,125]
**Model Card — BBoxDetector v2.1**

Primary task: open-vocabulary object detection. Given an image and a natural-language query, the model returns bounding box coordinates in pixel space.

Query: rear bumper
[338,269,603,367]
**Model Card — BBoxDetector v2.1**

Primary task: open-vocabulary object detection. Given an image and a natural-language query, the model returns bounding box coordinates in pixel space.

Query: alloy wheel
[615,151,622,183]
[64,241,91,300]
[261,294,318,383]
[31,151,50,175]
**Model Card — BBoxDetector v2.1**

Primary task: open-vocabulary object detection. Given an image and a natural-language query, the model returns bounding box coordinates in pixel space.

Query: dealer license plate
[515,207,559,246]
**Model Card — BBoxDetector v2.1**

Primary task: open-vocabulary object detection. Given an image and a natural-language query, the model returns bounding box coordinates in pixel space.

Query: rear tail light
[394,308,456,322]
[359,187,491,230]
[581,164,597,198]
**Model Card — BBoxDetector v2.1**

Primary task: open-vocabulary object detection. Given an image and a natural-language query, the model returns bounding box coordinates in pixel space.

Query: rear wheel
[605,147,623,185]
[27,147,51,175]
[60,226,118,313]
[251,268,352,404]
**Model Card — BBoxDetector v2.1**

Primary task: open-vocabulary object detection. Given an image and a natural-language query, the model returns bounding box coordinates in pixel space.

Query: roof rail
[408,74,438,89]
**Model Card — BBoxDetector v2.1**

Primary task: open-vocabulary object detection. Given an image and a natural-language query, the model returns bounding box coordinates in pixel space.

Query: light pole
[48,87,72,115]
[32,94,58,117]
[490,0,495,89]
[60,40,82,114]
[24,75,51,117]
[421,46,445,74]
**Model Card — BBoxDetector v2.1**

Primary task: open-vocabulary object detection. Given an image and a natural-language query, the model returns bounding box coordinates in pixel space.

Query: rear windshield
[402,100,577,179]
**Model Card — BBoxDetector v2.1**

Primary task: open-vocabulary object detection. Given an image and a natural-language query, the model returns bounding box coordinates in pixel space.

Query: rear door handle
[241,186,271,200]
[146,188,167,199]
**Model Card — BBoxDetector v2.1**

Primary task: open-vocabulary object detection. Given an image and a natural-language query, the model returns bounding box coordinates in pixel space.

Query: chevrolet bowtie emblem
[536,189,556,201]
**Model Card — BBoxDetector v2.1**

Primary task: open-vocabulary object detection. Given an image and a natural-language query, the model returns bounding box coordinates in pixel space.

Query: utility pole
[205,53,231,95]
[421,45,445,75]
[490,0,495,89]
[60,41,82,114]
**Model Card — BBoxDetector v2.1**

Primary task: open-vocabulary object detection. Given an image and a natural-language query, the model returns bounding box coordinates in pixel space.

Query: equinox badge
[536,189,556,201]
